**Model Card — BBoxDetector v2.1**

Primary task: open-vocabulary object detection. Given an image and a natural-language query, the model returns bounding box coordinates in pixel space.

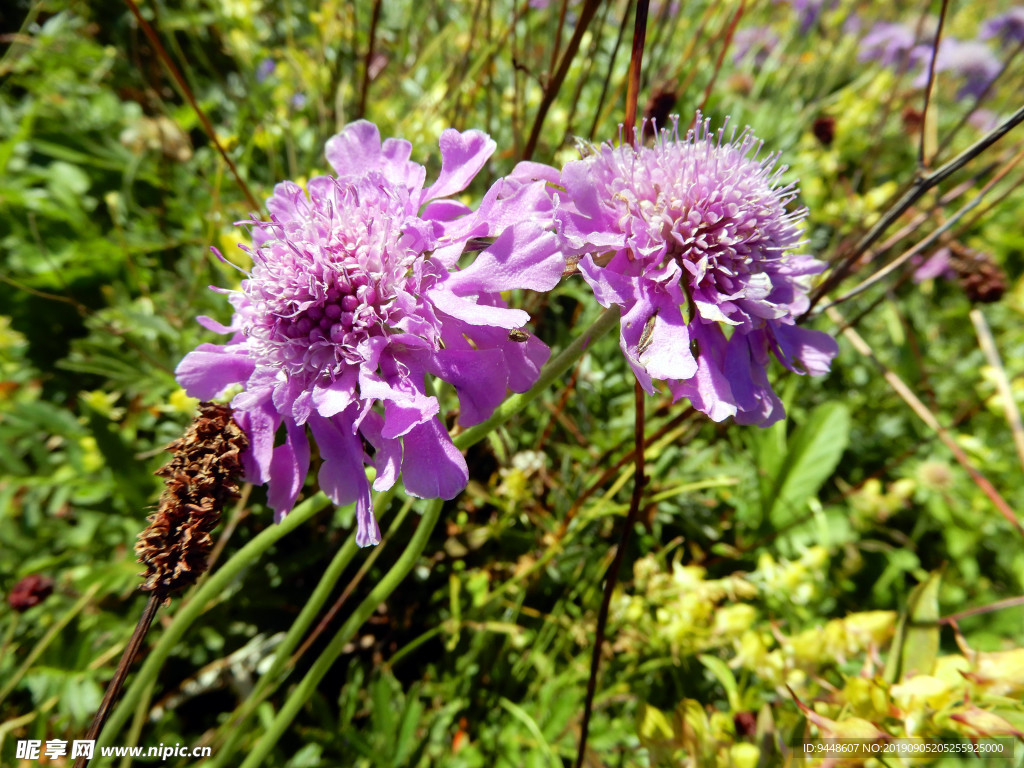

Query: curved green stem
[97,307,618,765]
[93,492,332,757]
[237,498,443,768]
[208,489,405,764]
[454,306,619,450]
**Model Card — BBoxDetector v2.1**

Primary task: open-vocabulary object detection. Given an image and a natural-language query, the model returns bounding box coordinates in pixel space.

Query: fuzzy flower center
[590,130,806,327]
[241,175,430,383]
[642,148,787,267]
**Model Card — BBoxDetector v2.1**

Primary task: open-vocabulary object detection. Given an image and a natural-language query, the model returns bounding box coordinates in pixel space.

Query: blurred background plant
[2,0,1023,765]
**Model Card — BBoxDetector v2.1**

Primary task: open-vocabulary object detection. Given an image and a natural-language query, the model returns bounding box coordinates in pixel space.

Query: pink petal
[428,288,530,330]
[444,222,564,294]
[421,129,495,203]
[401,419,468,499]
[428,348,508,426]
[175,344,254,399]
[268,419,310,522]
[309,414,380,546]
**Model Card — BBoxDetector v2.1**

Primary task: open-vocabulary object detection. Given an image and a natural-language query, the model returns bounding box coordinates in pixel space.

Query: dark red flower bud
[812,115,836,147]
[8,574,55,612]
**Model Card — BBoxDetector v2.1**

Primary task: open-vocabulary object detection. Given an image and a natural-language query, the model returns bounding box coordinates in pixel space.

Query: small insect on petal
[508,328,530,342]
[562,254,581,278]
[464,237,493,253]
[637,314,657,357]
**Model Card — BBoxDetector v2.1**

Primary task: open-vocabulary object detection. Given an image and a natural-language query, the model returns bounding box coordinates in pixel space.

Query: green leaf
[497,697,561,768]
[394,691,425,766]
[766,402,851,527]
[698,653,742,713]
[885,568,943,682]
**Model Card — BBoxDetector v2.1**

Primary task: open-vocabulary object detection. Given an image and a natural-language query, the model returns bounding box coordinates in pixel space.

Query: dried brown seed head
[136,403,247,594]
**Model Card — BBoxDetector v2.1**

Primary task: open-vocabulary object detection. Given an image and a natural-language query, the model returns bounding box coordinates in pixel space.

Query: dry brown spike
[135,402,247,595]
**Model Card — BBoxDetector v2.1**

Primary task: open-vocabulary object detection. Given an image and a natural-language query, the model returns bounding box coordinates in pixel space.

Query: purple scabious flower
[912,38,1002,99]
[256,58,276,83]
[732,26,779,66]
[553,117,838,426]
[982,8,1024,48]
[858,22,920,69]
[773,0,840,35]
[176,121,564,546]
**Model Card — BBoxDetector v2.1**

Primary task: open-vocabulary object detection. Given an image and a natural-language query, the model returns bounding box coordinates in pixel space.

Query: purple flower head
[256,58,276,83]
[912,247,955,283]
[732,26,779,66]
[553,116,838,426]
[858,22,919,69]
[968,108,1000,132]
[913,38,1001,99]
[177,121,564,545]
[774,0,839,35]
[982,8,1024,48]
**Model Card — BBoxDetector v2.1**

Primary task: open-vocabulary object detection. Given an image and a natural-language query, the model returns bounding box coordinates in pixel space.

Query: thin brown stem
[918,0,949,170]
[575,381,647,768]
[576,15,650,761]
[623,0,649,145]
[808,103,1024,312]
[951,141,1024,236]
[550,0,569,77]
[935,41,1024,163]
[588,1,629,141]
[554,401,692,529]
[122,0,260,212]
[73,594,162,768]
[291,536,387,664]
[356,0,382,120]
[817,136,1024,313]
[696,1,745,118]
[522,0,603,160]
[940,595,1024,625]
[970,308,1024,473]
[565,0,611,141]
[827,307,1024,538]
[536,358,583,452]
[816,170,997,310]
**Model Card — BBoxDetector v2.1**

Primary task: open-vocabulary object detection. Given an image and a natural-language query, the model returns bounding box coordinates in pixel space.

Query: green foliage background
[2,0,1024,766]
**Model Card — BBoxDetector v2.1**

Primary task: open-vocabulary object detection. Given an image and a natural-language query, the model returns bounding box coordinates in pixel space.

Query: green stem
[100,306,618,764]
[208,489,404,764]
[454,306,619,450]
[117,678,154,768]
[92,492,331,757]
[208,536,362,764]
[237,498,443,768]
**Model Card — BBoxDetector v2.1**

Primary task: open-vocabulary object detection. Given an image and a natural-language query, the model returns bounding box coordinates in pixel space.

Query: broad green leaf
[768,402,851,527]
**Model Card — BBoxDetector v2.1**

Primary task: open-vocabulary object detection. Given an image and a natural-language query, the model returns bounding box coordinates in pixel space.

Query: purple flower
[913,38,1001,99]
[256,58,276,83]
[982,8,1024,48]
[858,22,919,69]
[176,121,564,545]
[732,26,779,66]
[552,117,838,426]
[912,247,955,283]
[774,0,839,35]
[968,108,1000,132]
